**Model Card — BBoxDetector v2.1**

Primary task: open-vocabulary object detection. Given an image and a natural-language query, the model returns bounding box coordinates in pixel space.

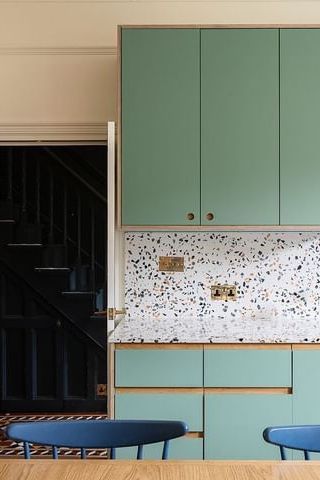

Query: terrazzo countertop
[108,316,320,344]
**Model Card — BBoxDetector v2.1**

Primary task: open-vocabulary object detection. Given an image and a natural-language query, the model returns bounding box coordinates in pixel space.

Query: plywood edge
[118,25,320,30]
[115,343,292,350]
[204,387,292,395]
[204,344,292,350]
[121,225,320,232]
[115,387,204,394]
[186,432,203,439]
[292,344,320,350]
[115,343,203,350]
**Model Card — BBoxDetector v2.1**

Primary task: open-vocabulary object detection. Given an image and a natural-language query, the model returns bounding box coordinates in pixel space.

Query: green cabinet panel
[115,437,203,460]
[204,349,292,387]
[116,349,203,387]
[292,350,320,460]
[201,29,279,225]
[121,28,200,225]
[205,394,292,459]
[115,393,203,431]
[280,30,320,224]
[293,350,320,424]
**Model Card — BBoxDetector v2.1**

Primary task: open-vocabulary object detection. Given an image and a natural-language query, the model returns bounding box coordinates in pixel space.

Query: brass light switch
[159,256,184,272]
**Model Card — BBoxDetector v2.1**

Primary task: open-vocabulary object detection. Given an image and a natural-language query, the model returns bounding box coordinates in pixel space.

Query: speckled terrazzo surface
[118,232,320,343]
[109,316,320,343]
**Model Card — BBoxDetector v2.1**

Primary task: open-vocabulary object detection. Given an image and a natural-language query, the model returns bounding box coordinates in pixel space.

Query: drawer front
[204,349,292,387]
[205,393,292,460]
[293,350,320,424]
[116,349,203,387]
[115,393,203,431]
[115,438,203,460]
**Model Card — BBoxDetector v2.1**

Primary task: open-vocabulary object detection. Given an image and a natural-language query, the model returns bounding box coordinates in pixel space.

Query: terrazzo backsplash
[125,232,320,326]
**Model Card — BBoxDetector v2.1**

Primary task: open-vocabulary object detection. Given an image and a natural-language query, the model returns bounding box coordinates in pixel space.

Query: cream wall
[1,1,320,142]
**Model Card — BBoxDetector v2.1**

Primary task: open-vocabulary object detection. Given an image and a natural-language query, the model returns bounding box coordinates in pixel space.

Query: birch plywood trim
[115,387,204,394]
[115,344,203,350]
[292,344,320,350]
[204,387,292,394]
[122,225,320,231]
[204,344,292,350]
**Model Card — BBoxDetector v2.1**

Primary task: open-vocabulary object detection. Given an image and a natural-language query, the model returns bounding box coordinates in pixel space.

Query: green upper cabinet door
[121,28,200,226]
[280,30,320,225]
[201,29,279,225]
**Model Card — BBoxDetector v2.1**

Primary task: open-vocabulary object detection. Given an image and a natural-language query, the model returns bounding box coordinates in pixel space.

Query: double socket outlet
[211,284,237,301]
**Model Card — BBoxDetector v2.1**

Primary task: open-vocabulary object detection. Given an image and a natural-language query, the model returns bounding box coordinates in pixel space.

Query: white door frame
[106,121,124,417]
[107,121,116,335]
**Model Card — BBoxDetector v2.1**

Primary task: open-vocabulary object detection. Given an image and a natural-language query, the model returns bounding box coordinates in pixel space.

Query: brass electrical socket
[211,284,237,301]
[96,384,107,396]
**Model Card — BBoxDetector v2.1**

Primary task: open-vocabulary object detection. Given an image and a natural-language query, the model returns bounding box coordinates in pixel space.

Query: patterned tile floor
[0,413,109,457]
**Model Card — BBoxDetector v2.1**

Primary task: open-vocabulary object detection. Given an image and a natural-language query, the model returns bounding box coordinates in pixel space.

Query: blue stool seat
[6,419,188,460]
[263,425,320,460]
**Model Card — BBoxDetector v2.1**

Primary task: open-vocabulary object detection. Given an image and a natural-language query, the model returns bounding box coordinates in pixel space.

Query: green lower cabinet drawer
[204,349,292,387]
[293,350,320,424]
[115,393,203,459]
[205,394,292,460]
[115,437,203,460]
[116,393,202,431]
[292,350,320,460]
[116,349,203,387]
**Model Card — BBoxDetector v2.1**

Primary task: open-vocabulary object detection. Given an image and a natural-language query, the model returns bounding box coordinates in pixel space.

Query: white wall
[1,1,320,141]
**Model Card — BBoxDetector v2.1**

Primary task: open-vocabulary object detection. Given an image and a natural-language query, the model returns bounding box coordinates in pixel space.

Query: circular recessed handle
[206,212,214,221]
[187,212,195,221]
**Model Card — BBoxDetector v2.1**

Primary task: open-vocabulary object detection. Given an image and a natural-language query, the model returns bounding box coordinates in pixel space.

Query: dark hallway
[0,146,108,415]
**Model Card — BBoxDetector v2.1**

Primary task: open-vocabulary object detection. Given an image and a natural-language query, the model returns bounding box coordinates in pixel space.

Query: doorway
[0,145,108,416]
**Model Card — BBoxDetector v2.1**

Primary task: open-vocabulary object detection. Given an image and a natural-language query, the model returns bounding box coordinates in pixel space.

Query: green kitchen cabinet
[121,27,279,227]
[114,437,203,460]
[204,349,292,387]
[121,28,200,226]
[115,393,203,459]
[293,350,320,424]
[292,349,320,459]
[115,349,203,387]
[115,393,203,431]
[201,29,279,225]
[205,394,292,459]
[280,30,320,224]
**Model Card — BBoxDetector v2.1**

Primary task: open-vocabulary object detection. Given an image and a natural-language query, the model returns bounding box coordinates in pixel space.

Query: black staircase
[0,146,108,413]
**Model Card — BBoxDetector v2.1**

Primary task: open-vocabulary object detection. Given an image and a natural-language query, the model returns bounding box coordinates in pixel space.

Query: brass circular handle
[187,212,195,221]
[206,213,214,221]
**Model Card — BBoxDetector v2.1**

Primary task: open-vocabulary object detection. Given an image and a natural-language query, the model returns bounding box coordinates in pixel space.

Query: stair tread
[0,219,15,224]
[35,267,71,272]
[7,243,43,247]
[62,291,95,295]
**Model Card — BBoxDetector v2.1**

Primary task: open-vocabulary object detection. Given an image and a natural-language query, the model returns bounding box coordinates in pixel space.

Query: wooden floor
[0,413,108,457]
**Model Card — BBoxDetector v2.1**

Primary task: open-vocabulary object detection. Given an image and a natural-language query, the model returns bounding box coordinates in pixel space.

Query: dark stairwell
[0,146,108,413]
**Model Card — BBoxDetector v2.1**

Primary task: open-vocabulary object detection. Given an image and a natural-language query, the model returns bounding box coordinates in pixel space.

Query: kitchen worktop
[108,316,320,344]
